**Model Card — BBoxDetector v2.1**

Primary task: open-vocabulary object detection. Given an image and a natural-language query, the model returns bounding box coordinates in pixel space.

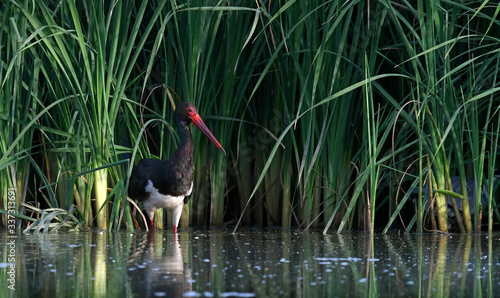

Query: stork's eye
[187,108,195,115]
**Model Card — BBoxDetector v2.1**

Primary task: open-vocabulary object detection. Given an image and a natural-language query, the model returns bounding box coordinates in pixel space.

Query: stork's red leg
[174,225,177,233]
[151,218,155,232]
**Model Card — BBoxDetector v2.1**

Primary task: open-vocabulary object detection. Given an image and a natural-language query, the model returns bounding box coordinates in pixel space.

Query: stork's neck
[174,116,194,158]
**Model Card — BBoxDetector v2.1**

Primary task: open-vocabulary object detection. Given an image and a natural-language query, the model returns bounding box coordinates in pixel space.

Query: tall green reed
[1,0,499,233]
[1,0,168,230]
[380,0,500,233]
[0,1,40,227]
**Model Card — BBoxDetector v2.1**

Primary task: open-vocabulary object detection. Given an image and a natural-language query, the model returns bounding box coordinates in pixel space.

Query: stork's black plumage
[129,102,225,232]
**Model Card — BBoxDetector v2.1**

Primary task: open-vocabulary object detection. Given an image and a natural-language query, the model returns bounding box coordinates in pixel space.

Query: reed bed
[1,0,499,233]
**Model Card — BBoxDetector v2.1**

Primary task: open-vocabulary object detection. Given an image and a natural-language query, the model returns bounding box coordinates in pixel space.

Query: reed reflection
[94,232,107,296]
[2,229,500,297]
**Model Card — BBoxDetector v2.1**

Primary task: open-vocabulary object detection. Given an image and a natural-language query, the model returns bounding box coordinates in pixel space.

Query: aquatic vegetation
[1,0,499,233]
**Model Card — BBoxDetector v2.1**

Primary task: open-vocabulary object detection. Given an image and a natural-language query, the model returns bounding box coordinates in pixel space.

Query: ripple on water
[219,292,255,297]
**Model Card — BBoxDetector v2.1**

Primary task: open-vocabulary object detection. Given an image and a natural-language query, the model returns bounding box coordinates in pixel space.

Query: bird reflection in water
[128,232,192,297]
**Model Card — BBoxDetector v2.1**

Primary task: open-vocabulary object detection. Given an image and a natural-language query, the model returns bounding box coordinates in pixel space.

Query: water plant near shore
[1,0,499,233]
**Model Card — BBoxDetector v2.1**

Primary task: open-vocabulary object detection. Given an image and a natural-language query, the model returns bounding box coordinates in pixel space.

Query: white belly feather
[143,179,193,211]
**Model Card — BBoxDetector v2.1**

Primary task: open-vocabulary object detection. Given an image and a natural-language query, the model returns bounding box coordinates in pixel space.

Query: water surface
[1,228,500,297]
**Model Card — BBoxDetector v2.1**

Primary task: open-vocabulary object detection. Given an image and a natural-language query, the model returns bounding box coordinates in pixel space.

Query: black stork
[129,102,226,233]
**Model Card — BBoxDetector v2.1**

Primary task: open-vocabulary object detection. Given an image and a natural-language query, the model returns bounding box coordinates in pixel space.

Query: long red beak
[190,114,226,155]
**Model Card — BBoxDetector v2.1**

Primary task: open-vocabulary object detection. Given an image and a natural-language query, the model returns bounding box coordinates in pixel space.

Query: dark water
[1,228,500,297]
